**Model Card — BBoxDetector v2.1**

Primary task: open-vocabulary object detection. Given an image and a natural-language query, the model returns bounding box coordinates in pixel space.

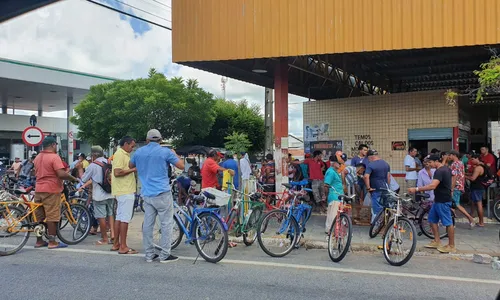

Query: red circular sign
[22,126,44,147]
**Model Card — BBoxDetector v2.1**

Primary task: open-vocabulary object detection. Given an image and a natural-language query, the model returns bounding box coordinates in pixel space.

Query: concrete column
[264,88,274,154]
[274,61,289,192]
[1,91,7,114]
[67,95,74,162]
[38,97,43,116]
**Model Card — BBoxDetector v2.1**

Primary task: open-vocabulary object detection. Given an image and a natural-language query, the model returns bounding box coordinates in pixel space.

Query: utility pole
[221,77,228,99]
[264,88,273,154]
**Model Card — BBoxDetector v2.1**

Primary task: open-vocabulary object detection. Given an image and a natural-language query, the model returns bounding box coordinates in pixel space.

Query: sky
[0,0,307,137]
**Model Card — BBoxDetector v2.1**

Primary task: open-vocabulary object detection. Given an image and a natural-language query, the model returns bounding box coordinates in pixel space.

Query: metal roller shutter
[408,128,453,140]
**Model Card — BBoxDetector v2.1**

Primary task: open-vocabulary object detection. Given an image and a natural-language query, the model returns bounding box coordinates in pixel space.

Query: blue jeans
[143,192,174,260]
[370,190,388,223]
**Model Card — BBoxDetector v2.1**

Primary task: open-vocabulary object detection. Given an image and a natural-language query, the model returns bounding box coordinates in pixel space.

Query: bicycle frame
[173,202,227,244]
[226,183,264,233]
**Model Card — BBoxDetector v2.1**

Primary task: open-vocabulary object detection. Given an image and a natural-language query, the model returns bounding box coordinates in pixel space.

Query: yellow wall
[172,0,500,62]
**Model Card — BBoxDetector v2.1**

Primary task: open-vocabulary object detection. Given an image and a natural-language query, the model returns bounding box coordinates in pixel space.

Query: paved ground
[127,212,500,257]
[1,242,499,300]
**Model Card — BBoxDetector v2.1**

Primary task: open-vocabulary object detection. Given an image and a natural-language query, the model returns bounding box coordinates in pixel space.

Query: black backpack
[94,160,113,193]
[480,165,494,188]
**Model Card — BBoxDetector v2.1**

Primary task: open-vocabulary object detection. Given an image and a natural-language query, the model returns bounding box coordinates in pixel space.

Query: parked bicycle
[257,181,312,257]
[328,193,356,263]
[368,188,417,266]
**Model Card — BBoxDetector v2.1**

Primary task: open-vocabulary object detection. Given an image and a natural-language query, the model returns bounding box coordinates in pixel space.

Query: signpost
[22,126,44,147]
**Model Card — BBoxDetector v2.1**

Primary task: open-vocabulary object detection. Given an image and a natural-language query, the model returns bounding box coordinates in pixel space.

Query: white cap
[147,129,162,141]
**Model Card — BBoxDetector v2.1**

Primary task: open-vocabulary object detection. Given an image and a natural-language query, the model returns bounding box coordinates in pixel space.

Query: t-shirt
[389,175,400,191]
[33,151,65,193]
[344,166,357,187]
[305,158,324,180]
[351,156,369,168]
[201,157,220,189]
[450,160,465,192]
[11,162,22,174]
[221,159,239,189]
[82,160,89,169]
[365,159,390,190]
[20,159,34,178]
[112,147,137,196]
[404,154,418,180]
[81,157,113,201]
[324,167,344,204]
[263,161,276,184]
[300,163,309,180]
[480,153,497,176]
[433,166,452,203]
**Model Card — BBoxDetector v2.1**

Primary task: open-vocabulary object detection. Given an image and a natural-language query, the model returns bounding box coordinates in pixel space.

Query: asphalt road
[1,242,499,300]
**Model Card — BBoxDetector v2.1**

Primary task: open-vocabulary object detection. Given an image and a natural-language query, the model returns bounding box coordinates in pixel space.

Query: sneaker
[469,222,475,230]
[437,245,457,253]
[160,255,179,263]
[146,254,159,263]
[424,241,441,249]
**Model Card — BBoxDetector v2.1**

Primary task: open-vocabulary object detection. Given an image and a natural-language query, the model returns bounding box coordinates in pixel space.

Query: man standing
[305,151,325,211]
[111,136,137,254]
[350,144,369,167]
[408,154,456,253]
[33,136,78,249]
[480,146,496,176]
[201,150,235,189]
[466,153,487,227]
[81,146,116,247]
[10,157,22,178]
[221,152,239,190]
[20,153,37,179]
[240,151,252,192]
[363,149,391,222]
[323,155,345,233]
[130,129,185,263]
[417,158,435,201]
[404,147,420,190]
[448,150,475,228]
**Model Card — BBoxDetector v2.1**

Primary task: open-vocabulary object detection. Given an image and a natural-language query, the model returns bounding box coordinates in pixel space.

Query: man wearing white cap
[130,129,184,263]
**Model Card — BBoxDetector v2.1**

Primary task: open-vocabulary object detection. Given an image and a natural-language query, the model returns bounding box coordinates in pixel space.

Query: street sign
[22,126,44,147]
[68,131,74,139]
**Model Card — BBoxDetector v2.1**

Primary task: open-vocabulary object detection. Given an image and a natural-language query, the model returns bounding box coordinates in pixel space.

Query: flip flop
[118,248,138,255]
[48,242,68,249]
[95,240,112,246]
[34,242,49,248]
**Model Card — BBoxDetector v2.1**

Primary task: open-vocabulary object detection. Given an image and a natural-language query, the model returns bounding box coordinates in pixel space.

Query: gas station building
[172,0,500,183]
[0,57,115,164]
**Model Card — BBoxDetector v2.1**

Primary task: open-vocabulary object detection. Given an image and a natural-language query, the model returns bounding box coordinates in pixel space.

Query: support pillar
[67,95,74,162]
[274,61,289,192]
[1,91,7,114]
[264,88,274,154]
[452,127,459,151]
[38,97,43,116]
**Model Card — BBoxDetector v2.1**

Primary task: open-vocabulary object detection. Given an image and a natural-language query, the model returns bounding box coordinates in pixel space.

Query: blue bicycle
[151,191,229,263]
[257,181,312,257]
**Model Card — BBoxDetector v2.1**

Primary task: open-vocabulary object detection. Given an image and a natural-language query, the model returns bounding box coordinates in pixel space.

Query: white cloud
[0,0,305,136]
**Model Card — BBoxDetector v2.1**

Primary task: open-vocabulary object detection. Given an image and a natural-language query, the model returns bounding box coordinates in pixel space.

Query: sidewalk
[126,212,500,257]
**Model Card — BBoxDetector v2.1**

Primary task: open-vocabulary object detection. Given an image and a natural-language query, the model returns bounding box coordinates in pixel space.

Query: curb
[229,237,500,259]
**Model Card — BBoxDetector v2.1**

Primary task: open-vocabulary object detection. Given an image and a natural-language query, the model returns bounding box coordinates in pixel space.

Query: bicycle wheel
[383,217,417,267]
[57,204,91,245]
[369,210,385,238]
[328,213,352,263]
[243,206,263,246]
[418,209,450,240]
[257,209,299,257]
[0,206,30,256]
[193,212,228,263]
[139,196,145,213]
[493,199,500,222]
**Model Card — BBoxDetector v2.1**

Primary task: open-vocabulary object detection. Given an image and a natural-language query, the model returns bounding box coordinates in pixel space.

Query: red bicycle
[327,193,355,263]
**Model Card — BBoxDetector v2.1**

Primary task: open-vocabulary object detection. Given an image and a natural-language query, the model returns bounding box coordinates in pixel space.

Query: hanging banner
[304,123,329,142]
[309,140,343,158]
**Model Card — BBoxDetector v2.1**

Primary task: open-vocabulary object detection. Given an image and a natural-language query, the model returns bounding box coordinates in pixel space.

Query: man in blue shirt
[130,129,184,263]
[363,149,391,222]
[221,152,239,190]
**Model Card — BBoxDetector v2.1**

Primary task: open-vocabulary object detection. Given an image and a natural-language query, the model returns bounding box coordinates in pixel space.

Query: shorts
[470,189,484,203]
[34,192,61,223]
[452,190,463,206]
[93,198,114,219]
[116,194,134,223]
[428,202,453,227]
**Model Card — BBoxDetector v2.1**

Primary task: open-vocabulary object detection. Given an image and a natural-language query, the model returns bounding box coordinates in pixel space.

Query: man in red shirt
[201,150,234,189]
[304,151,326,211]
[33,136,78,249]
[480,146,497,176]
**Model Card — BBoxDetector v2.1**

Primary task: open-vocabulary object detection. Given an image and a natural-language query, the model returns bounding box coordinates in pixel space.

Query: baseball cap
[217,152,224,158]
[305,153,311,158]
[91,145,104,155]
[367,149,379,156]
[427,154,440,161]
[77,153,85,158]
[146,129,162,141]
[42,136,57,147]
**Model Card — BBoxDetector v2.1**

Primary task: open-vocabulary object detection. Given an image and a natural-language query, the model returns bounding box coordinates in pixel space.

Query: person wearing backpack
[466,153,489,227]
[81,146,116,246]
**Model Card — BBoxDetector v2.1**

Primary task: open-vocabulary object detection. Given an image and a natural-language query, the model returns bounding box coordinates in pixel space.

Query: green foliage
[224,132,252,154]
[474,56,500,101]
[196,98,265,153]
[71,72,216,147]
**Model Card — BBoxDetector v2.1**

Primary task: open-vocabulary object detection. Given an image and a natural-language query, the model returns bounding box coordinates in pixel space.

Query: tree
[197,98,265,153]
[71,71,216,147]
[224,132,252,154]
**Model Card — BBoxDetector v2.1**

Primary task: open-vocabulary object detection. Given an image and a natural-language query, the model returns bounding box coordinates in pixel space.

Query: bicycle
[225,182,264,246]
[493,197,500,222]
[256,181,312,257]
[367,188,417,266]
[147,191,229,263]
[327,193,356,263]
[0,182,91,256]
[256,182,289,211]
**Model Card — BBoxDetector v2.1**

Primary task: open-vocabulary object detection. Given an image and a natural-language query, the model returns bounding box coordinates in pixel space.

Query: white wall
[0,114,67,133]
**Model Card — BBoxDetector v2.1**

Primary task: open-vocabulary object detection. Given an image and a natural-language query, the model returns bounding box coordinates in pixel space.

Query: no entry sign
[22,126,44,147]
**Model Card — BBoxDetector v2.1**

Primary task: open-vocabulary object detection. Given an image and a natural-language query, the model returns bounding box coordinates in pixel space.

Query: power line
[86,0,172,30]
[136,0,171,11]
[114,0,171,23]
[150,0,171,9]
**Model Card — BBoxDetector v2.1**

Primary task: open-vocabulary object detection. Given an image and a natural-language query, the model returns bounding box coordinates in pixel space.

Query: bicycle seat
[250,192,262,201]
[338,195,356,203]
[14,188,32,195]
[282,183,292,189]
[415,193,430,199]
[191,195,206,205]
[202,191,216,200]
[290,180,308,187]
[303,188,313,192]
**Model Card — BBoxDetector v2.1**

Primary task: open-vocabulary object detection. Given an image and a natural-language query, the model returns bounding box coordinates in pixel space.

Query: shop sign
[304,123,329,142]
[391,141,406,151]
[350,134,374,157]
[310,140,343,158]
